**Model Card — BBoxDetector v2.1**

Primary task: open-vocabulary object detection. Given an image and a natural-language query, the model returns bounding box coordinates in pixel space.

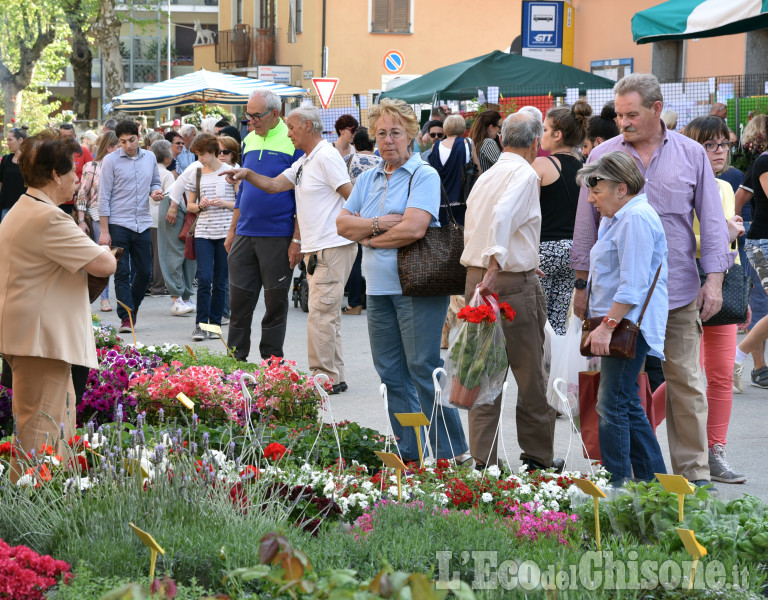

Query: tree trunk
[70,22,92,120]
[92,0,124,107]
[0,20,56,135]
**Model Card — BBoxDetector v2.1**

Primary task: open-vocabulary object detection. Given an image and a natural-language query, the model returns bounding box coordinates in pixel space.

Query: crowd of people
[3,71,768,485]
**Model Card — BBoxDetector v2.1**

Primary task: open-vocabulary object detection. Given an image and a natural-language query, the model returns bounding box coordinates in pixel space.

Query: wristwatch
[292,238,302,245]
[574,278,588,290]
[602,317,619,330]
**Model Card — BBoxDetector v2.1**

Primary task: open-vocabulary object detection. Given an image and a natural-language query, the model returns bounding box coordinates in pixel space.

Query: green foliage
[181,105,235,128]
[54,566,214,600]
[264,420,388,469]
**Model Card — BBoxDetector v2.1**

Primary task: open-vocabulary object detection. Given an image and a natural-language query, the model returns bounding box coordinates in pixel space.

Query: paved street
[98,283,768,503]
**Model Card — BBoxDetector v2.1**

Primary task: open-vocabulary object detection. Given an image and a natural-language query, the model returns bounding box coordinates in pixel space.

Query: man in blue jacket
[225,90,304,361]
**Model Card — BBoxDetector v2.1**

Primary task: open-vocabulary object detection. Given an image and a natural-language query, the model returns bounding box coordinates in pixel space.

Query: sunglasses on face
[429,132,444,139]
[219,149,232,155]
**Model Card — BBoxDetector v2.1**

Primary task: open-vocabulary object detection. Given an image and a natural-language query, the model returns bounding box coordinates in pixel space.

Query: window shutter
[372,0,391,32]
[287,0,297,43]
[392,0,409,32]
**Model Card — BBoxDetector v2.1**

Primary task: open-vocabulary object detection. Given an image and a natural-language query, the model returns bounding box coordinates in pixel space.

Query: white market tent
[104,69,307,113]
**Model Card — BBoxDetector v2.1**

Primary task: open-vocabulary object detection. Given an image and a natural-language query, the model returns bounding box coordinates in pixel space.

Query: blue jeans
[110,224,151,321]
[194,237,228,325]
[367,294,468,459]
[596,334,667,483]
[344,244,363,308]
[744,237,768,327]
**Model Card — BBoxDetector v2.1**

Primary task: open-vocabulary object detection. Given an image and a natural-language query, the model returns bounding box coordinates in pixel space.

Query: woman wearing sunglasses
[218,135,241,171]
[579,151,669,485]
[333,114,359,159]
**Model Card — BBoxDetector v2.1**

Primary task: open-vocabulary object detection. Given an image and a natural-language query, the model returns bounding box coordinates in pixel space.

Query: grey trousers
[157,196,196,301]
[227,235,293,361]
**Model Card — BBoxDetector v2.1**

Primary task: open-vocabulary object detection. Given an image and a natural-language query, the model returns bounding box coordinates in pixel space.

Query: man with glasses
[571,73,732,488]
[419,120,445,161]
[223,105,355,393]
[222,90,303,363]
[177,124,198,175]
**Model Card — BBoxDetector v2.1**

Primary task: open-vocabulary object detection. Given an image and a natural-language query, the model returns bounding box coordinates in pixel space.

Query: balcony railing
[216,25,251,69]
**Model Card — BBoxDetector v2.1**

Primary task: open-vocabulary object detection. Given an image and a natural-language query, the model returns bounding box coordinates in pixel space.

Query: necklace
[383,164,398,174]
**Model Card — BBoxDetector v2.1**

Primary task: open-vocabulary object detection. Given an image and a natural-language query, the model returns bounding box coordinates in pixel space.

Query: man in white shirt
[223,107,356,394]
[461,112,561,473]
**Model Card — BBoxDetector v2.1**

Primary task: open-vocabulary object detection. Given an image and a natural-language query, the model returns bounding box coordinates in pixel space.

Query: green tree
[0,0,70,134]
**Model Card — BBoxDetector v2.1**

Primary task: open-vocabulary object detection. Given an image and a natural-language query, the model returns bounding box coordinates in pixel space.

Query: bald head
[502,113,542,149]
[710,103,727,119]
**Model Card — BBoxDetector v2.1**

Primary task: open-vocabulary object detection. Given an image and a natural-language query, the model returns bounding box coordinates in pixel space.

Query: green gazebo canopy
[379,50,615,104]
[632,0,768,44]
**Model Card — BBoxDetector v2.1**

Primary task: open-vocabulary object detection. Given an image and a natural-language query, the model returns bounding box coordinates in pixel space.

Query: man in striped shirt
[570,73,733,487]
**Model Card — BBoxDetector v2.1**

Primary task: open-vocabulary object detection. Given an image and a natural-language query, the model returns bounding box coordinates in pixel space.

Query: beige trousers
[465,267,557,468]
[6,355,74,482]
[305,242,357,384]
[661,300,710,481]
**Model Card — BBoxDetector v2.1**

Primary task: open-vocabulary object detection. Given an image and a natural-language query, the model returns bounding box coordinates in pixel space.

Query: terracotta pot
[450,377,481,409]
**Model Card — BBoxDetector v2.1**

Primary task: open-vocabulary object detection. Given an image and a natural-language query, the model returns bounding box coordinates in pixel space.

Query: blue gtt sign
[522,1,565,62]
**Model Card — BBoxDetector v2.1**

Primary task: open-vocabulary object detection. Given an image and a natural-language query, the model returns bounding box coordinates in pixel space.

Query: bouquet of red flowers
[442,290,516,409]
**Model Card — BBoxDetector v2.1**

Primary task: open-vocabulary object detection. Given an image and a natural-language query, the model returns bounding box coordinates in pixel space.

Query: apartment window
[371,0,411,34]
[260,0,275,31]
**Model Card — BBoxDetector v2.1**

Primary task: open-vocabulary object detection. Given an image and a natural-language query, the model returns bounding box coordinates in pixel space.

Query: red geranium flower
[264,442,288,461]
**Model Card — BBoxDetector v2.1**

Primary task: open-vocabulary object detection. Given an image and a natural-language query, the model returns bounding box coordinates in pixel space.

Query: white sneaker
[184,299,196,311]
[733,362,744,394]
[171,298,194,316]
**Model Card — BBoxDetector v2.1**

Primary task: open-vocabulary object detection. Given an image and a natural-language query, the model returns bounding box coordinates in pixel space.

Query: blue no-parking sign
[383,50,405,75]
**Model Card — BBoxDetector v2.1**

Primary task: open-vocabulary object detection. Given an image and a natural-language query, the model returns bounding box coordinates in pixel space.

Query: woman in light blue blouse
[336,99,470,465]
[579,151,668,484]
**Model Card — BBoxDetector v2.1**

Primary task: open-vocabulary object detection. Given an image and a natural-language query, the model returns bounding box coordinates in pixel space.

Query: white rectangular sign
[258,65,292,84]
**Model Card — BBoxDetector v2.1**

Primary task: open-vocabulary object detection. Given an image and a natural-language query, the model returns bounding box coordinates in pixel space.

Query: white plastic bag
[440,289,509,410]
[546,315,589,416]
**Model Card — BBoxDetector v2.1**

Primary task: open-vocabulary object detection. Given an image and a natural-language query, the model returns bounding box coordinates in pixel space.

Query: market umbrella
[378,51,615,104]
[104,69,307,113]
[632,0,768,43]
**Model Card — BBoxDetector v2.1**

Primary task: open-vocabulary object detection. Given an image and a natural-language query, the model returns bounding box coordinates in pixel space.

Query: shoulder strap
[636,265,662,327]
[586,264,662,327]
[407,164,457,226]
[195,167,202,199]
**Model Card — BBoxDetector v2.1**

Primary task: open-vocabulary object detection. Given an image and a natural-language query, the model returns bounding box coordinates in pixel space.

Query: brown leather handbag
[580,265,662,359]
[88,247,124,303]
[178,167,202,243]
[397,169,466,297]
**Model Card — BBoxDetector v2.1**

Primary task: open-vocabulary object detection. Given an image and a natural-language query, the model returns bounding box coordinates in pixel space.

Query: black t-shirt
[745,154,768,239]
[0,153,26,211]
[539,153,582,242]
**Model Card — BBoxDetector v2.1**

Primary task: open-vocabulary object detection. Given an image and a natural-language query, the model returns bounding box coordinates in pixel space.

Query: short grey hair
[660,109,678,130]
[576,151,646,195]
[179,123,198,137]
[288,106,324,134]
[150,139,172,163]
[517,105,543,123]
[201,116,219,134]
[613,73,663,108]
[501,113,543,149]
[249,89,282,112]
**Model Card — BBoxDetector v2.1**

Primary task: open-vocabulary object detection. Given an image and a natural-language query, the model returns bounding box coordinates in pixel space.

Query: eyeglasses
[429,132,444,139]
[375,129,406,141]
[244,109,273,122]
[219,149,232,155]
[703,141,734,153]
[586,176,612,188]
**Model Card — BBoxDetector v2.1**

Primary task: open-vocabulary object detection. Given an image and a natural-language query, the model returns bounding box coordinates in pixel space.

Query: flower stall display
[442,291,516,409]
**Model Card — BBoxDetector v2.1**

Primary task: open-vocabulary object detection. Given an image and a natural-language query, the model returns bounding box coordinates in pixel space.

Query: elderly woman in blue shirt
[579,151,669,484]
[336,99,470,465]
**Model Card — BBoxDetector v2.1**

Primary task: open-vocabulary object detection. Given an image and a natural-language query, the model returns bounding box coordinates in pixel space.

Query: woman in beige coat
[0,130,116,481]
